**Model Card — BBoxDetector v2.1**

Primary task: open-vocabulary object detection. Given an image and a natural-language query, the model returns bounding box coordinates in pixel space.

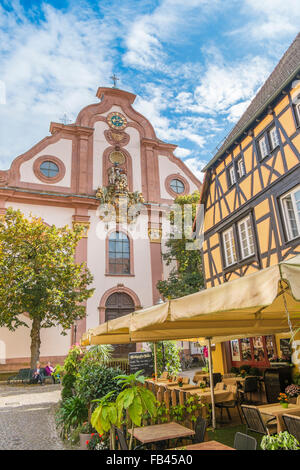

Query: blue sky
[0,0,300,181]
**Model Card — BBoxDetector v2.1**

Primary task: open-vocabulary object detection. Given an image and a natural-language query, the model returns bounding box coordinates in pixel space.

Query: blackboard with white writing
[128,351,154,377]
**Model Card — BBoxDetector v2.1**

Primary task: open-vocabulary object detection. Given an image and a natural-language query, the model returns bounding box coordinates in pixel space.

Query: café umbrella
[81,255,300,428]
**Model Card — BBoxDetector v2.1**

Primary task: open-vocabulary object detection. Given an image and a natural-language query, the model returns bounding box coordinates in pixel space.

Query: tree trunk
[30,317,41,369]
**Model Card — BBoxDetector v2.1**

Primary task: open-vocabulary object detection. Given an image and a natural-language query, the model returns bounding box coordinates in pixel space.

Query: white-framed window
[237,158,245,178]
[258,135,268,159]
[238,216,255,259]
[222,227,237,267]
[281,185,300,241]
[295,103,300,126]
[228,166,236,186]
[269,126,280,150]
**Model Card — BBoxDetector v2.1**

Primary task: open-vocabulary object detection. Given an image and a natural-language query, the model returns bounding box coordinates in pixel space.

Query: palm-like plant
[91,370,157,449]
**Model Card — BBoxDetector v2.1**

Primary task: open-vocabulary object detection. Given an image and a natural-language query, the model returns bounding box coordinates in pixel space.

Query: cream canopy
[81,255,300,346]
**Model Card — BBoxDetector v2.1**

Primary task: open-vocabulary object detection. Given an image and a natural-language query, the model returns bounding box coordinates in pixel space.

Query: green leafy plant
[91,371,157,450]
[56,396,88,440]
[261,432,300,450]
[156,191,204,300]
[149,341,182,376]
[75,364,123,422]
[0,208,94,368]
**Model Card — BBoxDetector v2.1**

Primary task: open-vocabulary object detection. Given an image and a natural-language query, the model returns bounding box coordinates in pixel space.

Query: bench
[7,367,55,385]
[7,368,34,384]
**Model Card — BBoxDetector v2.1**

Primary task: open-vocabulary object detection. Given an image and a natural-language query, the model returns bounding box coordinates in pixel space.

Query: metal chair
[206,373,222,387]
[234,432,257,450]
[193,416,207,443]
[116,427,129,450]
[215,385,243,423]
[241,405,277,436]
[282,414,300,443]
[116,427,146,450]
[239,377,258,404]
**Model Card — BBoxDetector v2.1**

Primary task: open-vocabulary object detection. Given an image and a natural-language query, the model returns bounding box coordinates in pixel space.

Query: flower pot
[280,403,289,409]
[79,433,92,450]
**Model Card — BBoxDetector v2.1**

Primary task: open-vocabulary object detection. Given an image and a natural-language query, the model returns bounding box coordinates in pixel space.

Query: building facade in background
[0,86,201,368]
[201,33,300,373]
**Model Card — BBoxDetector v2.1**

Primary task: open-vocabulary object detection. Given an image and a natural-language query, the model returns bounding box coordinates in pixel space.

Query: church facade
[0,87,201,367]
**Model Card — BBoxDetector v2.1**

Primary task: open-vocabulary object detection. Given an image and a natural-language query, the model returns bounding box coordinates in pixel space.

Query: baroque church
[0,86,201,367]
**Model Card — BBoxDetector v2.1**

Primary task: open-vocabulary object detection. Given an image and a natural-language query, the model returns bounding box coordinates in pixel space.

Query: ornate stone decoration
[104,129,130,147]
[96,163,144,223]
[148,227,162,243]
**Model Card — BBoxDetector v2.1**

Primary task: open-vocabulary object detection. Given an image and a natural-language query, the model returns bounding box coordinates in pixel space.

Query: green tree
[0,208,94,368]
[157,191,204,299]
[149,341,182,376]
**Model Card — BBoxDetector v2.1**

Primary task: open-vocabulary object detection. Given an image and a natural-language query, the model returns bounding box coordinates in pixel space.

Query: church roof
[203,32,300,171]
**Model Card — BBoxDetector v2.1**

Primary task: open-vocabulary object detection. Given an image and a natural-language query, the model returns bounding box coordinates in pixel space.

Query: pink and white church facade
[0,86,201,367]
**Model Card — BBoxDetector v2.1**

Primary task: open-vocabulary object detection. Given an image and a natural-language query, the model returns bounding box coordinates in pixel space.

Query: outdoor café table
[128,422,195,446]
[193,373,209,383]
[186,388,236,405]
[172,384,202,391]
[257,403,300,433]
[170,440,235,451]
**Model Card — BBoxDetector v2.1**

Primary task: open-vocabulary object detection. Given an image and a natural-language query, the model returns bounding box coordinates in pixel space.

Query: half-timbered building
[201,33,300,371]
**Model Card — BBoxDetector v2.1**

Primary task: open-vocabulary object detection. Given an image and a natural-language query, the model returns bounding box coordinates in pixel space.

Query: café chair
[239,377,258,404]
[234,432,257,450]
[282,414,300,443]
[241,405,277,436]
[215,385,243,423]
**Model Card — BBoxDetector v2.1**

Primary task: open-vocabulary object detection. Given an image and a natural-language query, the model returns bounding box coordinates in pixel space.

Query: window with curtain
[108,232,130,274]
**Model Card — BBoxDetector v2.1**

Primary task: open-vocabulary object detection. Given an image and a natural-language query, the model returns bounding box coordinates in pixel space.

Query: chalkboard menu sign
[128,352,154,377]
[280,339,292,360]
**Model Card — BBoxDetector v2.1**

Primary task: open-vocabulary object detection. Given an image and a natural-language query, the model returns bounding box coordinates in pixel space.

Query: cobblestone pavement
[0,384,65,450]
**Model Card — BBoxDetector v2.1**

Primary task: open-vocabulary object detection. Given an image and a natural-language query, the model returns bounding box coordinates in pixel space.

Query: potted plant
[278,392,289,408]
[79,421,95,450]
[86,433,110,450]
[285,384,300,404]
[261,431,300,450]
[178,377,183,388]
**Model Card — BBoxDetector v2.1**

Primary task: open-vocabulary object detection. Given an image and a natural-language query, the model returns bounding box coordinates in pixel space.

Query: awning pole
[154,342,158,381]
[207,337,216,430]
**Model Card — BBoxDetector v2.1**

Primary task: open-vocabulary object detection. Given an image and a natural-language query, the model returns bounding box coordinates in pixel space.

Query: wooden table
[128,422,195,444]
[186,388,236,404]
[170,440,235,451]
[257,403,300,433]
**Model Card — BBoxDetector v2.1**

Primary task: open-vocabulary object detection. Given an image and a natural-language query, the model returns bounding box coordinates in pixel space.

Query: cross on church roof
[110,73,119,88]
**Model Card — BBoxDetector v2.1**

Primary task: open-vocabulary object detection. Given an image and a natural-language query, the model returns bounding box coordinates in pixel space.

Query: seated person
[44,361,55,383]
[32,362,44,385]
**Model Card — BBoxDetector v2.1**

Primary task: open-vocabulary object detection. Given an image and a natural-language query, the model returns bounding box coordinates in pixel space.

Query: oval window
[40,161,59,178]
[170,178,185,194]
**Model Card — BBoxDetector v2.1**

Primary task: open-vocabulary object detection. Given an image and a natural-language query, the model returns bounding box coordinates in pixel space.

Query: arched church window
[40,161,59,178]
[108,232,130,274]
[170,178,185,194]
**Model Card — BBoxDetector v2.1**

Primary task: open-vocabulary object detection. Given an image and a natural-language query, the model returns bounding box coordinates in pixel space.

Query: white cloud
[123,0,220,71]
[174,55,271,119]
[236,0,300,41]
[174,147,192,158]
[0,3,115,166]
[183,157,207,182]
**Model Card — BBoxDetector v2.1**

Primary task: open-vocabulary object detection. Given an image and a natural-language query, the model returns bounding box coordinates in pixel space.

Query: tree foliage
[157,191,204,299]
[0,208,94,367]
[149,341,182,376]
